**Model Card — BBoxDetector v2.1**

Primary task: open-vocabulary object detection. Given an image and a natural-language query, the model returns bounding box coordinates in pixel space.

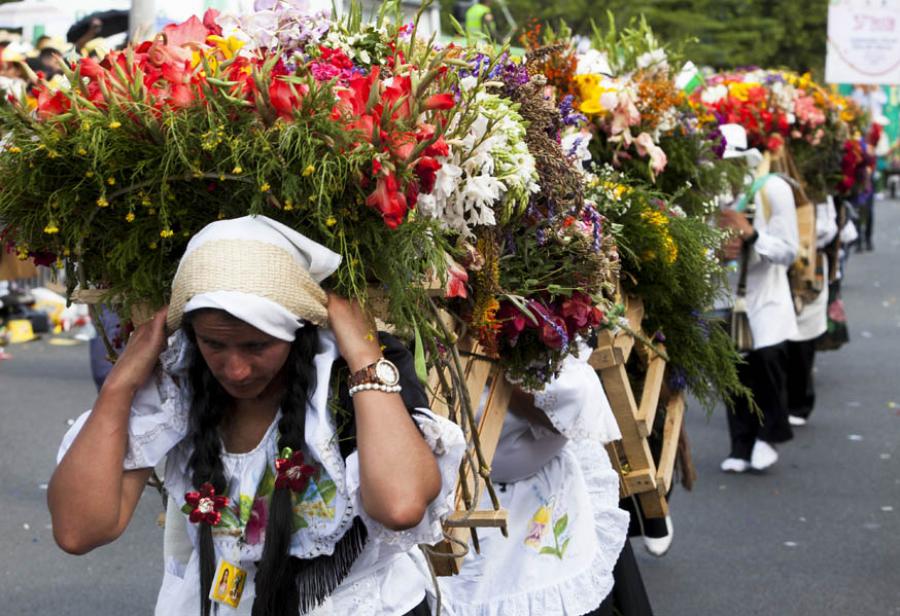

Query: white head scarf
[167,215,341,340]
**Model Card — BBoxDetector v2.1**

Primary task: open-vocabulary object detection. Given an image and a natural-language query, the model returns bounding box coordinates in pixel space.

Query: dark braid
[183,314,372,616]
[252,325,319,616]
[184,318,231,616]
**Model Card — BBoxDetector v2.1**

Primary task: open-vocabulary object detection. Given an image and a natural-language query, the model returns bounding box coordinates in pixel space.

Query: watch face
[375,359,400,386]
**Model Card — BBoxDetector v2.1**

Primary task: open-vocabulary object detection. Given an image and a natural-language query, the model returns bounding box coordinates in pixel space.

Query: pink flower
[633,132,668,174]
[244,497,268,545]
[310,62,341,82]
[444,255,469,299]
[162,15,211,48]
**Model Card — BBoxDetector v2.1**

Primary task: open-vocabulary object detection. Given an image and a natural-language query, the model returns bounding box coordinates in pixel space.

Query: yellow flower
[728,82,758,103]
[325,216,337,227]
[96,196,109,208]
[8,146,21,154]
[78,148,87,156]
[107,177,116,186]
[232,166,243,174]
[43,223,59,235]
[81,121,92,131]
[283,199,294,211]
[125,212,135,223]
[302,165,316,177]
[48,150,60,159]
[664,235,678,264]
[160,228,174,238]
[108,121,121,129]
[141,195,152,207]
[208,35,245,60]
[641,209,669,227]
[86,170,95,178]
[260,182,271,193]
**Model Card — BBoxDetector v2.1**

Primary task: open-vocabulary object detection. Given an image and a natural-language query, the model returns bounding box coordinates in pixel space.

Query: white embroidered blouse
[428,346,629,616]
[58,329,466,616]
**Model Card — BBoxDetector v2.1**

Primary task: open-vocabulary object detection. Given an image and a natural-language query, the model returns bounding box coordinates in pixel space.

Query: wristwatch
[348,358,402,396]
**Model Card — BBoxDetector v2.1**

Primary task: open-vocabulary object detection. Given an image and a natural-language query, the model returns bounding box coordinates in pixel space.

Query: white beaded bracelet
[348,383,403,397]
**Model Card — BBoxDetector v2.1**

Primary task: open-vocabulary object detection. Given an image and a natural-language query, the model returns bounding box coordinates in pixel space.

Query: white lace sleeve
[345,409,465,549]
[55,369,190,470]
[532,347,621,445]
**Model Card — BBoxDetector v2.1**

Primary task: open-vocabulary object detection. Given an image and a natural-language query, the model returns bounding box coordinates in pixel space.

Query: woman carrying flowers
[48,215,465,616]
[421,344,630,616]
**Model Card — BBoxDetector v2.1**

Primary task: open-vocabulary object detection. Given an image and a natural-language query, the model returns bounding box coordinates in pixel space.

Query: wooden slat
[430,366,512,576]
[639,488,669,518]
[656,392,685,495]
[635,352,666,438]
[444,509,509,528]
[622,468,657,495]
[599,363,657,497]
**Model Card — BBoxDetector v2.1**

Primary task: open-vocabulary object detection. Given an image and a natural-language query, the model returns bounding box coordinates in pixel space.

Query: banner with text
[826,0,900,85]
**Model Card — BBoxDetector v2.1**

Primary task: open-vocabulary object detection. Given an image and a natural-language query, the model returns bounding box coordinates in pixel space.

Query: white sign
[826,0,900,85]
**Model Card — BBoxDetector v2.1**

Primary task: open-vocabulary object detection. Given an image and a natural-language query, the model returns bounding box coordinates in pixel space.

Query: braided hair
[184,312,363,616]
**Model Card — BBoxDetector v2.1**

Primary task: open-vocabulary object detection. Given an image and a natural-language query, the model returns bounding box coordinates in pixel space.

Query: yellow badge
[209,557,247,609]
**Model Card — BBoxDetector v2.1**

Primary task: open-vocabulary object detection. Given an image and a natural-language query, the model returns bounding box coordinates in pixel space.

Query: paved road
[1,336,161,614]
[2,201,899,615]
[640,198,900,615]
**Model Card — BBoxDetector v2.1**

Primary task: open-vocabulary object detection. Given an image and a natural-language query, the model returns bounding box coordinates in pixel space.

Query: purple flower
[707,127,726,158]
[559,95,587,127]
[667,367,688,392]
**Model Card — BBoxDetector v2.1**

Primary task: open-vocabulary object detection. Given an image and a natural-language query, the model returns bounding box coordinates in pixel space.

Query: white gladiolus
[418,91,539,237]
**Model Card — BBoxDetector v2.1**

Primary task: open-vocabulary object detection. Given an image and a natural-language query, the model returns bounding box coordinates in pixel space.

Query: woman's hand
[103,307,168,394]
[326,294,382,372]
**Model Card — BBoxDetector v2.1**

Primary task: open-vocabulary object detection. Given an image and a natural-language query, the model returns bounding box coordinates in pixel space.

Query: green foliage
[499,0,828,75]
[589,168,750,410]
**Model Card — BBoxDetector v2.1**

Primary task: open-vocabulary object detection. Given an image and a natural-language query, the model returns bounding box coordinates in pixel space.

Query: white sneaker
[750,440,779,471]
[788,415,807,427]
[643,515,673,557]
[720,457,750,473]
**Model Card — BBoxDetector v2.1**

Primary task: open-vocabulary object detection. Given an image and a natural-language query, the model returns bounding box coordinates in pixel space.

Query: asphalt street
[1,201,899,615]
[640,198,900,615]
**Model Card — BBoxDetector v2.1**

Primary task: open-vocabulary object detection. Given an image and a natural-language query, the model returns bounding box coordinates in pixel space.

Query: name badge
[209,557,248,609]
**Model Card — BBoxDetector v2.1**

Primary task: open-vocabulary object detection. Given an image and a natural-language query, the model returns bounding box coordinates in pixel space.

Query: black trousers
[726,342,793,460]
[786,338,817,418]
[594,541,655,616]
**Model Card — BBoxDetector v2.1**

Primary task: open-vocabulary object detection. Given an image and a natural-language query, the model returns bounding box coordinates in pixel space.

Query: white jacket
[741,175,800,349]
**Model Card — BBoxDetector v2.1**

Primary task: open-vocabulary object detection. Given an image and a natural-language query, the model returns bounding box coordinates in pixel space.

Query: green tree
[478,0,827,75]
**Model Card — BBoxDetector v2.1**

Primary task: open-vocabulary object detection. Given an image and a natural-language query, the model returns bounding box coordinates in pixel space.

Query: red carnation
[275,449,316,493]
[184,483,229,526]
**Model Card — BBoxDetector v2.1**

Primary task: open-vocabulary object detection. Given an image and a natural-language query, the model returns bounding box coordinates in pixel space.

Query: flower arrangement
[0,7,460,335]
[519,18,750,407]
[585,165,747,408]
[0,4,625,391]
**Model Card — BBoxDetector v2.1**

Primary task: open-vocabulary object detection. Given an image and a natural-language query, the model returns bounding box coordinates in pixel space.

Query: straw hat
[166,216,341,340]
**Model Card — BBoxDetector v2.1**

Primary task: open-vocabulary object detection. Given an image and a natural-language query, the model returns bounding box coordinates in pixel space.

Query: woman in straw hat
[48,215,465,616]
